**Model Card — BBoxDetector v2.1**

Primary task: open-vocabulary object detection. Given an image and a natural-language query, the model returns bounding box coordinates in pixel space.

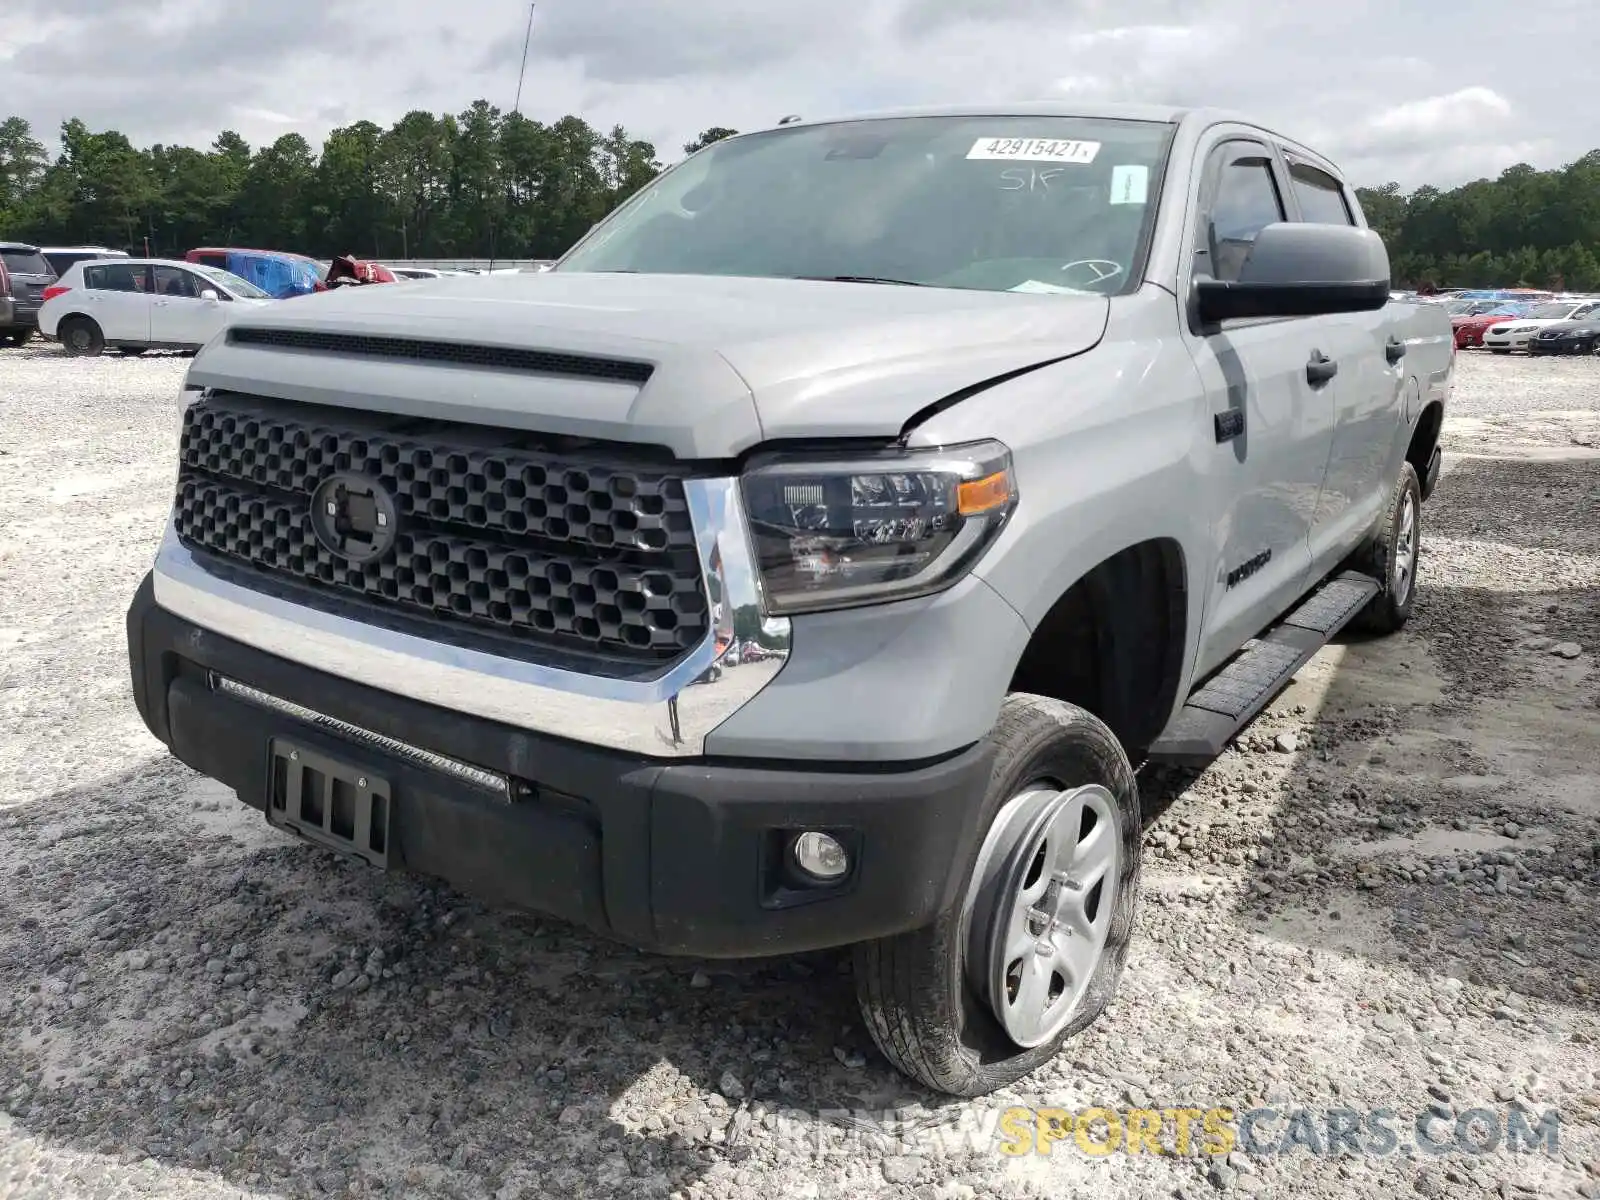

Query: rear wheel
[59,316,104,357]
[1352,461,1421,635]
[853,694,1141,1096]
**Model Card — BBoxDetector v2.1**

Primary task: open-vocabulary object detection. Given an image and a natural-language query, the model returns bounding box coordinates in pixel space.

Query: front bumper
[127,573,995,957]
[1482,333,1530,351]
[1530,338,1594,355]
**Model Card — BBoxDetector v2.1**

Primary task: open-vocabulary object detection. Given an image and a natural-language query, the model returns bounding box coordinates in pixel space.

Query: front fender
[906,302,1213,710]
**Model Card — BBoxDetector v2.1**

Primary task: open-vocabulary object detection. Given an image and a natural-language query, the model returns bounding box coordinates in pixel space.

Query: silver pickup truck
[126,103,1453,1096]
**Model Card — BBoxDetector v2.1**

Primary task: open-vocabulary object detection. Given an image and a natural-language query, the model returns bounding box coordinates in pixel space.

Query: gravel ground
[1,344,1597,1200]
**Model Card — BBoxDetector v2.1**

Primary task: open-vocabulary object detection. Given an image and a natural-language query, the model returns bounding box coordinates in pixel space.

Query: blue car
[185,247,326,299]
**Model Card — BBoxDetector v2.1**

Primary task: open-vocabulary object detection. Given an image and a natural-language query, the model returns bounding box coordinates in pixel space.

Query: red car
[1453,303,1532,349]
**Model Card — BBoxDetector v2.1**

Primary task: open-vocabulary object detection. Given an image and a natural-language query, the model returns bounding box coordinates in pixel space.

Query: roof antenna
[488,1,536,275]
[777,114,802,125]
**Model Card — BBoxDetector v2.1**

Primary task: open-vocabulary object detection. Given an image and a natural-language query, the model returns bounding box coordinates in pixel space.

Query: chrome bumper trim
[211,673,510,795]
[151,476,791,757]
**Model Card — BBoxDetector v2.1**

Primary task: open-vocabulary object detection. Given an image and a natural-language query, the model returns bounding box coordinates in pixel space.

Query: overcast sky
[0,0,1590,191]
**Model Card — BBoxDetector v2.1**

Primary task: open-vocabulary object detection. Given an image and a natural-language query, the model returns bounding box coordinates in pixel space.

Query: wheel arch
[1406,397,1444,498]
[1008,537,1189,759]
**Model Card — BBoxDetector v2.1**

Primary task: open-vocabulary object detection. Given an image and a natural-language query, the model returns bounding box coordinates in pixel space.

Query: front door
[1183,139,1339,678]
[149,265,226,348]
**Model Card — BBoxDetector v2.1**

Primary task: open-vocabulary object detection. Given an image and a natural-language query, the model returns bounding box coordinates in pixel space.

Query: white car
[1482,299,1600,353]
[39,258,273,356]
[387,266,466,280]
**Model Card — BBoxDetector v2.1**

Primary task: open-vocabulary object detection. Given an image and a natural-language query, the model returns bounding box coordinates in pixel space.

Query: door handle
[1385,337,1406,364]
[1306,350,1338,386]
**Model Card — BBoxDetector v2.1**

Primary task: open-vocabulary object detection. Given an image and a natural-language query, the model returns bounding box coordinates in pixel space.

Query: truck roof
[744,103,1342,177]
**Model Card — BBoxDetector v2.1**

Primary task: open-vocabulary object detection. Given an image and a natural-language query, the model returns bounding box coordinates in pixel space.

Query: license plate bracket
[267,739,391,869]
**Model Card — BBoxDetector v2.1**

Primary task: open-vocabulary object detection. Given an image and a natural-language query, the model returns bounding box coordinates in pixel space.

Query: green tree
[683,126,739,155]
[0,117,48,222]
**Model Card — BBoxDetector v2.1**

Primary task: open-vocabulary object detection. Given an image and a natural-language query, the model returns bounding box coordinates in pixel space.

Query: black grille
[173,393,708,666]
[227,327,654,385]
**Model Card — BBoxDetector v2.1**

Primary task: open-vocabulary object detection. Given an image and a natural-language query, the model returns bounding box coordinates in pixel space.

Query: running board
[1147,571,1380,767]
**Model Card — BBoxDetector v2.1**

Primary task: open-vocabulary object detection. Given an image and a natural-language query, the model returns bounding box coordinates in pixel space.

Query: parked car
[39,258,273,355]
[386,266,470,280]
[1528,313,1600,355]
[185,247,326,298]
[126,103,1453,1097]
[0,241,57,346]
[1453,302,1532,349]
[1482,299,1600,353]
[39,245,128,276]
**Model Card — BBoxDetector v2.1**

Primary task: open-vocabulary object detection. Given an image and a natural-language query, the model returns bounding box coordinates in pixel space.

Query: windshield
[558,115,1176,294]
[1524,303,1578,319]
[192,263,271,299]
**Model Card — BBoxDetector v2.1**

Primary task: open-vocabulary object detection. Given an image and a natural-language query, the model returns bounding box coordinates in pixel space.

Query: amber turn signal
[957,469,1014,515]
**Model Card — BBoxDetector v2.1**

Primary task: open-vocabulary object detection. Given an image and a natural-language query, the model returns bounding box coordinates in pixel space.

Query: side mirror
[1195,223,1391,323]
[199,288,220,303]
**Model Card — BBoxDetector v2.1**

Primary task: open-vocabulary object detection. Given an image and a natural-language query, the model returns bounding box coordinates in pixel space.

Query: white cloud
[232,107,302,126]
[1367,87,1512,142]
[0,0,1593,190]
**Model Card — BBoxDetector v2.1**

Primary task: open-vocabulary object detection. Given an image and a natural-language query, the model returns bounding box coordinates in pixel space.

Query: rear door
[1182,137,1340,677]
[84,262,154,343]
[1283,156,1402,576]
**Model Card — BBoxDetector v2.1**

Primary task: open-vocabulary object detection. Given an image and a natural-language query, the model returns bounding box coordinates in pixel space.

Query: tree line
[2,104,1598,287]
[0,105,740,263]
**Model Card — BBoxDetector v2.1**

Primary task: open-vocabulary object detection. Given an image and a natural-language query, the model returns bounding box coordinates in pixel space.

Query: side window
[1203,151,1286,283]
[1288,162,1355,226]
[153,266,199,298]
[83,265,106,290]
[98,264,148,293]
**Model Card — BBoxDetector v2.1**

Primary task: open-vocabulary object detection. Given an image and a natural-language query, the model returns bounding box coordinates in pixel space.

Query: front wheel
[59,316,105,357]
[853,694,1141,1096]
[1352,461,1422,635]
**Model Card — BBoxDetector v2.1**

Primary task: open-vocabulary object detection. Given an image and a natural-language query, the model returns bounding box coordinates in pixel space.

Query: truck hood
[187,271,1108,459]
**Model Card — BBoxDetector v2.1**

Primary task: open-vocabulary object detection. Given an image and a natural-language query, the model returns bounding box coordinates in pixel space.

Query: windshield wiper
[796,274,925,286]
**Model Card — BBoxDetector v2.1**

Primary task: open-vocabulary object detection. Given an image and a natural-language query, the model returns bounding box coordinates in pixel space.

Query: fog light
[791,831,850,880]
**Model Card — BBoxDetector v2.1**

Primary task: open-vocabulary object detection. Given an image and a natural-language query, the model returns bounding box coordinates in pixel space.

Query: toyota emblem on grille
[309,472,400,564]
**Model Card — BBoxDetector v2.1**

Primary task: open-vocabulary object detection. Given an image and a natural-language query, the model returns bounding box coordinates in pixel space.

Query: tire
[852,694,1141,1096]
[1352,461,1422,636]
[117,346,147,357]
[59,316,105,357]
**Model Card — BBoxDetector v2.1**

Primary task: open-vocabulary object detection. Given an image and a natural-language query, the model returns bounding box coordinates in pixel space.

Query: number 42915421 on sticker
[966,137,1100,163]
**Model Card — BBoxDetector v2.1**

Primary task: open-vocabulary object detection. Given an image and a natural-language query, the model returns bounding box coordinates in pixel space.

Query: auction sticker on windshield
[967,137,1100,163]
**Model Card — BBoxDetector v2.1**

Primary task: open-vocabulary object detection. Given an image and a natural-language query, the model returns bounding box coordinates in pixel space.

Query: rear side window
[1205,154,1286,283]
[1,248,52,277]
[1288,162,1355,226]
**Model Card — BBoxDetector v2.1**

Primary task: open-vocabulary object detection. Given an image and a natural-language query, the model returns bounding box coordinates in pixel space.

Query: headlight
[739,440,1016,615]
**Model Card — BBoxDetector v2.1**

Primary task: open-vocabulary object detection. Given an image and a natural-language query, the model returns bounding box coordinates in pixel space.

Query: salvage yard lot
[0,348,1597,1199]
